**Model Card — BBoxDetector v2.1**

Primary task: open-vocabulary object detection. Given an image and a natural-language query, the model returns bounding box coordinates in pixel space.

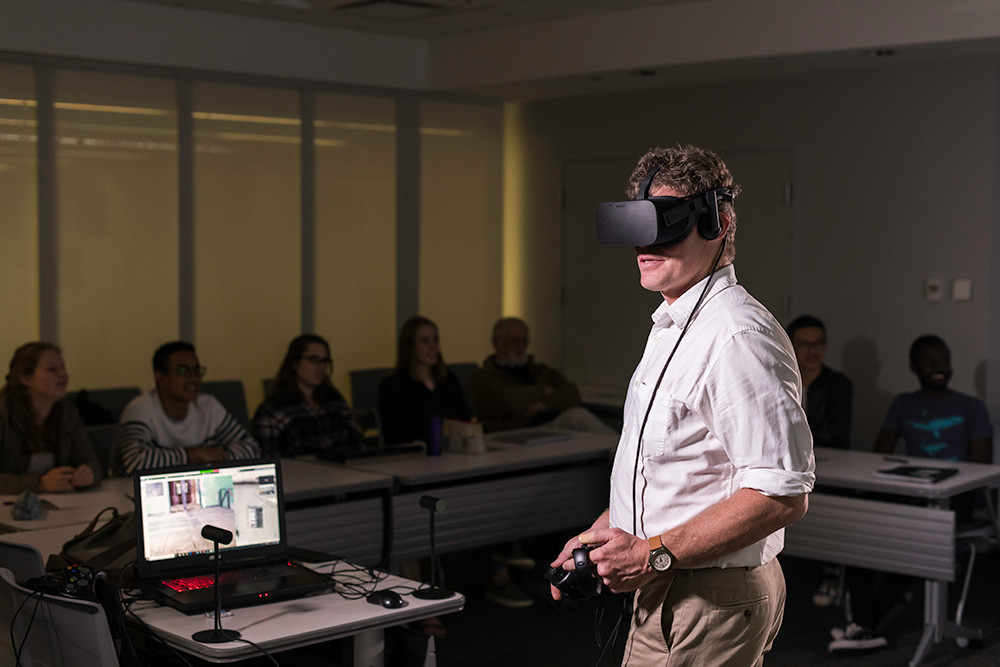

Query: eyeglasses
[300,355,333,372]
[174,364,207,377]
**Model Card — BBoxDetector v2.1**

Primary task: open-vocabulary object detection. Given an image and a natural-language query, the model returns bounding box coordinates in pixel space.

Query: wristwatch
[648,534,676,572]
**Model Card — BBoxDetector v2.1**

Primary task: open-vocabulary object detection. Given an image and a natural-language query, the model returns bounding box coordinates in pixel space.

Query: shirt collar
[651,263,738,329]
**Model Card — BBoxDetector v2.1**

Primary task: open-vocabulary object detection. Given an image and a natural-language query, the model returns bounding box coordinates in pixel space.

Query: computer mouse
[366,590,406,609]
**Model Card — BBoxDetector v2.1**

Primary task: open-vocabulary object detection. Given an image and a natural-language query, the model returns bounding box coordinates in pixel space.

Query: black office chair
[201,380,250,428]
[86,423,119,478]
[349,367,393,413]
[448,361,479,418]
[67,387,141,425]
[349,368,393,448]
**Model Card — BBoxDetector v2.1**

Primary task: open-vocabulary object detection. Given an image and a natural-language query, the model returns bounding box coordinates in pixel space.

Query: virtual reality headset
[595,166,734,247]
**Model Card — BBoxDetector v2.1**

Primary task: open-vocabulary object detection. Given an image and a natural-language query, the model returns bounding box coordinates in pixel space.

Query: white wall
[0,0,427,91]
[506,55,999,449]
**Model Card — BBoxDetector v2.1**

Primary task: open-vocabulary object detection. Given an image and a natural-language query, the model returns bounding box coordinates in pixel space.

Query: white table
[130,561,464,666]
[348,429,617,559]
[784,447,1000,666]
[0,481,133,532]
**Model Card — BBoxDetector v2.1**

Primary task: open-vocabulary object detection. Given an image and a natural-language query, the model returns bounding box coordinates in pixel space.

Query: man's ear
[717,210,732,239]
[154,371,166,389]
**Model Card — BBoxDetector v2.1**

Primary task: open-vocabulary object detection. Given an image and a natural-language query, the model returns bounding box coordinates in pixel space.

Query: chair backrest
[86,423,119,478]
[353,407,384,448]
[0,568,119,666]
[349,367,394,412]
[448,362,479,416]
[201,380,249,427]
[66,387,142,425]
[0,542,45,580]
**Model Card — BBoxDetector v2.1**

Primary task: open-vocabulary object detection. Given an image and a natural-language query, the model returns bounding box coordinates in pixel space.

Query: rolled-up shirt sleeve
[702,326,816,498]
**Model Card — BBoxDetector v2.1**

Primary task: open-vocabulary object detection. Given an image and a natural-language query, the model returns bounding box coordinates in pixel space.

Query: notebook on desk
[133,458,331,614]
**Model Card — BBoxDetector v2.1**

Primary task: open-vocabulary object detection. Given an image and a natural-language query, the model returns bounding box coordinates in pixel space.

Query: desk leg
[910,579,944,667]
[352,628,385,667]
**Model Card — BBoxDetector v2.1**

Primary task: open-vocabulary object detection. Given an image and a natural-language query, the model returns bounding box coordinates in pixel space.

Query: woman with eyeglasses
[252,334,363,458]
[0,342,102,493]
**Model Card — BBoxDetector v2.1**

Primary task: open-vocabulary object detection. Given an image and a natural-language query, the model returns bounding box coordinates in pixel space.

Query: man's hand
[548,533,585,601]
[581,527,661,594]
[38,466,75,492]
[549,511,611,600]
[71,464,95,489]
[186,446,228,463]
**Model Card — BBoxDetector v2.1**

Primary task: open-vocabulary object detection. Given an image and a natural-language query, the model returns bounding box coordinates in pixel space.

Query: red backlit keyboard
[161,562,300,592]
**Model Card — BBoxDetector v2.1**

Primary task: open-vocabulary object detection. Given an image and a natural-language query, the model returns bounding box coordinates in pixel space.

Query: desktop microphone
[413,496,454,600]
[419,496,446,513]
[192,524,242,644]
[201,525,234,545]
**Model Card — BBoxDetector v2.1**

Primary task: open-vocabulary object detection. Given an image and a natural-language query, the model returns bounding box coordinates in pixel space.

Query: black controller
[545,547,603,602]
[24,564,101,602]
[59,564,100,600]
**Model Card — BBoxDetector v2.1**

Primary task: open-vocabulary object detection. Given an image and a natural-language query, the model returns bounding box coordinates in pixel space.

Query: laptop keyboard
[162,562,301,592]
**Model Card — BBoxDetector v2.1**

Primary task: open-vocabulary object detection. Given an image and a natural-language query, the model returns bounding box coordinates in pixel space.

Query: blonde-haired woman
[0,342,101,493]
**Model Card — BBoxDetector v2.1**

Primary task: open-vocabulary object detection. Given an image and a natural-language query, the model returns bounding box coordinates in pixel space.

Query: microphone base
[192,628,242,644]
[413,587,454,600]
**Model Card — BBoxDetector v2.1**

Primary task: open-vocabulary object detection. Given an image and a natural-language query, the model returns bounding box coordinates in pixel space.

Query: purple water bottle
[427,416,443,456]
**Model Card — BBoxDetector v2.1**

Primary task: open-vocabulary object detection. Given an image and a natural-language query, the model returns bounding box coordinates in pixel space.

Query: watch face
[653,551,672,571]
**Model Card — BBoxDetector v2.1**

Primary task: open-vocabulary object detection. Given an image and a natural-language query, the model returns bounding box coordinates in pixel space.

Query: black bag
[47,506,137,588]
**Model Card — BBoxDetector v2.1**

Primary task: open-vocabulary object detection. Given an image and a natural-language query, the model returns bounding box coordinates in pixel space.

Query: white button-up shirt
[609,264,815,568]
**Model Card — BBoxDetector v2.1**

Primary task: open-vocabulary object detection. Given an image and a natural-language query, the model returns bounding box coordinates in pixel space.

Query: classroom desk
[0,521,461,667]
[0,481,133,532]
[279,458,395,566]
[783,447,1000,667]
[129,562,464,667]
[2,462,397,568]
[348,429,616,560]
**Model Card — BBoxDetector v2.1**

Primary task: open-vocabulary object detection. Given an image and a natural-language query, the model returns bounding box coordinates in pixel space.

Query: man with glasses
[112,341,260,475]
[786,315,853,450]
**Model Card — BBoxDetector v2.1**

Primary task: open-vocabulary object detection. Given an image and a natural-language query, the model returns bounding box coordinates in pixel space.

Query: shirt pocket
[639,389,692,459]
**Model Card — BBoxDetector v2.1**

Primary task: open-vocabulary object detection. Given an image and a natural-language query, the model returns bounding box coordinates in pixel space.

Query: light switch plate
[953,279,972,301]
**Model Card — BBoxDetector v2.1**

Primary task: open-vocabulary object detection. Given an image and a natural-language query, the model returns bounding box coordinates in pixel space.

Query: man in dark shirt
[787,315,853,449]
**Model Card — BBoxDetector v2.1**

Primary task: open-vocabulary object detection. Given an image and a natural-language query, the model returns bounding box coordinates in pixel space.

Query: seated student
[787,315,854,607]
[0,342,101,493]
[111,341,260,475]
[252,334,363,458]
[470,317,611,434]
[830,334,993,653]
[787,314,853,449]
[378,316,471,445]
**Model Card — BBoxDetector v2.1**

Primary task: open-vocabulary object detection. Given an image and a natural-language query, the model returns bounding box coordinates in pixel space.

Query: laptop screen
[134,458,287,579]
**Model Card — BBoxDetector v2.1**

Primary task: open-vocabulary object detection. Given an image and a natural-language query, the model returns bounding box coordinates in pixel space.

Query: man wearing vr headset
[550,145,815,665]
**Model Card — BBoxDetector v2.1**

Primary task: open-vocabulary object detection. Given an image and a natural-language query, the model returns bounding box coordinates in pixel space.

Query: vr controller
[545,546,603,602]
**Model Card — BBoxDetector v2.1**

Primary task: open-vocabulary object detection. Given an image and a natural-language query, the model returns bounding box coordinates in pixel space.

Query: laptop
[134,458,332,613]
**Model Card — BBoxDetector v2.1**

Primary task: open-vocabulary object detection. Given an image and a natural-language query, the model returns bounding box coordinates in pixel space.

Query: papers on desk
[873,465,960,484]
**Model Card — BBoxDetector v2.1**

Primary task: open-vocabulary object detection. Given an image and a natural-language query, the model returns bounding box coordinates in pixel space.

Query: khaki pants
[622,558,785,667]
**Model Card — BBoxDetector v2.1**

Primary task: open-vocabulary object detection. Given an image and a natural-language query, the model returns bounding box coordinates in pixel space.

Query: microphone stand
[413,495,453,600]
[193,525,242,643]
